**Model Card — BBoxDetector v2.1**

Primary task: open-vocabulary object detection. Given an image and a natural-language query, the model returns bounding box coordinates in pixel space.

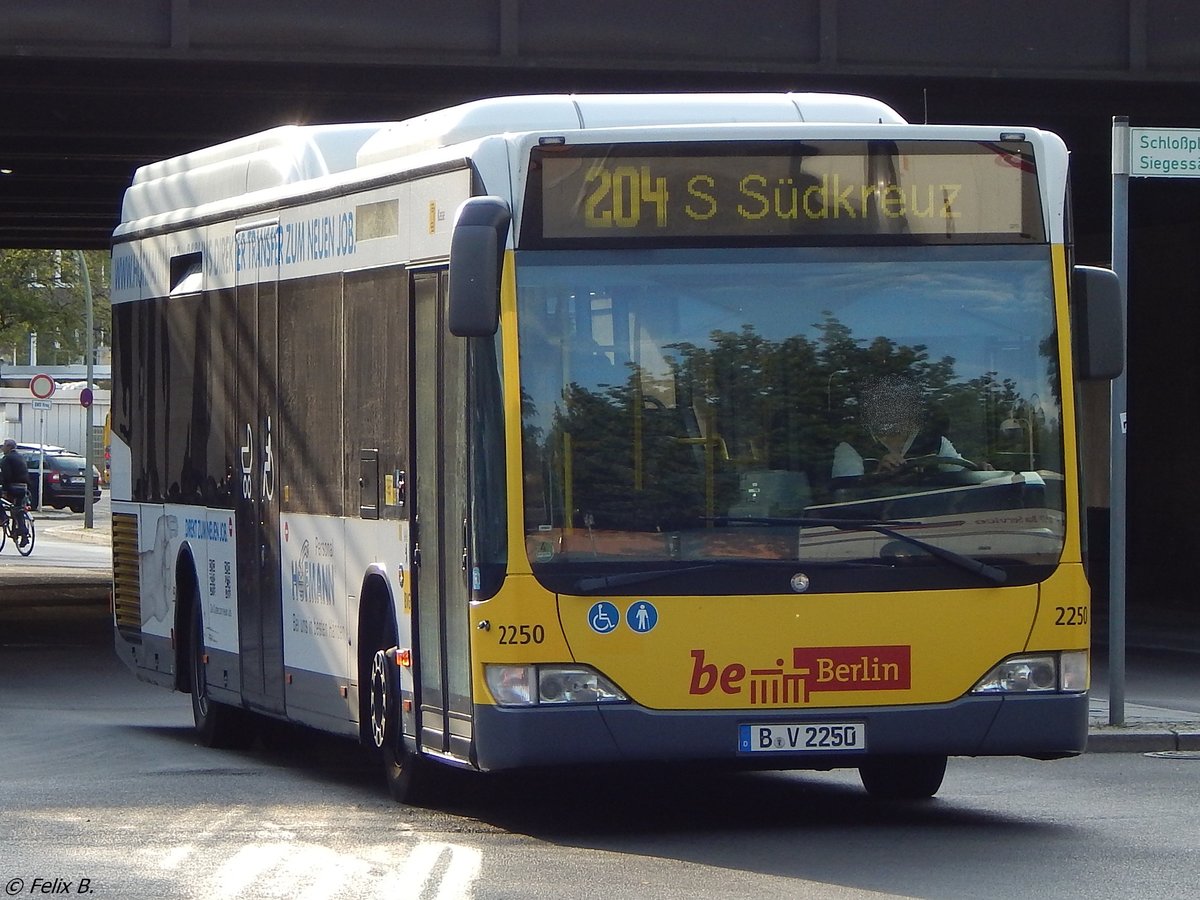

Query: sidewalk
[4,513,1199,752]
[1090,604,1200,752]
[1087,696,1200,753]
[41,514,112,545]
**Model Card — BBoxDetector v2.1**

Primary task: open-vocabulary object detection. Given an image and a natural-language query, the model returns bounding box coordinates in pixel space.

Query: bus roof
[355,93,905,165]
[118,93,905,228]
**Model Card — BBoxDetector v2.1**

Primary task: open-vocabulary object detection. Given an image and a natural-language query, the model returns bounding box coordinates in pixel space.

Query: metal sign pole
[36,413,46,513]
[1110,121,1200,723]
[1109,116,1130,726]
[76,251,96,530]
[28,371,55,513]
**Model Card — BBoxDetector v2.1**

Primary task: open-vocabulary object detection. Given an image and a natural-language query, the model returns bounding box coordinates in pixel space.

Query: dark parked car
[16,444,102,512]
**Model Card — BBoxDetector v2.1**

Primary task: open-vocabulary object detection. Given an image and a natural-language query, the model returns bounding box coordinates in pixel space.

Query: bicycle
[0,493,36,556]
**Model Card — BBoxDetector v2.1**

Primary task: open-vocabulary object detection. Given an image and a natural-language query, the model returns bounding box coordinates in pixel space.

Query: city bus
[110,93,1122,802]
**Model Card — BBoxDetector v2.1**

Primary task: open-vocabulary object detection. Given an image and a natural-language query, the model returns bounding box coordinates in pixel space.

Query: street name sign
[1130,127,1200,178]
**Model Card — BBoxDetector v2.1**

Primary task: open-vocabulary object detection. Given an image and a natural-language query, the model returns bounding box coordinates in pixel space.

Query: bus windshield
[516,245,1063,590]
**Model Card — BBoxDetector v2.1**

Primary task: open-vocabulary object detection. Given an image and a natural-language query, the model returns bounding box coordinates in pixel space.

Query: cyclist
[1,438,31,543]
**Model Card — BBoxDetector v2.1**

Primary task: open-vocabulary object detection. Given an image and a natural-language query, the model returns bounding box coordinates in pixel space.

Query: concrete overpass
[3,0,1200,251]
[3,0,1200,614]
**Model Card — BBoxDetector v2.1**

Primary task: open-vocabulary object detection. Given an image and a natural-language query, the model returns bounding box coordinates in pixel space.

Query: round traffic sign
[29,372,55,400]
[80,387,94,408]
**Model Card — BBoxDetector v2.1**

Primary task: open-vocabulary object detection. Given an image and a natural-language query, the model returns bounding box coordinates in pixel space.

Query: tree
[0,249,111,367]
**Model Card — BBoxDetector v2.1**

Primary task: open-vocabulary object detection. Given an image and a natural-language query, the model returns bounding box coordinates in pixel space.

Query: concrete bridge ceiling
[3,0,1200,249]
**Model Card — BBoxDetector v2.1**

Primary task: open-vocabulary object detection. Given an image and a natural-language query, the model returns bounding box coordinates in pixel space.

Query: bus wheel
[189,595,252,749]
[368,644,424,804]
[858,755,947,800]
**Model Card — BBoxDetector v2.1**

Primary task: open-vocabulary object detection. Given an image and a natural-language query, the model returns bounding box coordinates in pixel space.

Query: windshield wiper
[571,564,722,595]
[706,516,1007,585]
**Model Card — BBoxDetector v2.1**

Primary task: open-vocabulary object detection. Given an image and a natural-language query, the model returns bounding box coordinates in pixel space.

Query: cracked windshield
[517,245,1062,583]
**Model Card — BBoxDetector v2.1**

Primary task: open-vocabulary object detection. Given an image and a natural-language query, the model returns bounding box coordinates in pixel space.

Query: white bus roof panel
[118,93,906,231]
[356,93,905,165]
[120,123,389,226]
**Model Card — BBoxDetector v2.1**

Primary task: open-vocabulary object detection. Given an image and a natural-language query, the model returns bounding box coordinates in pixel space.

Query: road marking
[198,839,480,899]
[383,842,482,900]
[216,843,291,898]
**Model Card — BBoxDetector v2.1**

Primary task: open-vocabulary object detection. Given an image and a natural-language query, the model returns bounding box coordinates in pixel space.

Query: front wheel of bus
[368,640,425,804]
[189,595,252,749]
[858,754,947,800]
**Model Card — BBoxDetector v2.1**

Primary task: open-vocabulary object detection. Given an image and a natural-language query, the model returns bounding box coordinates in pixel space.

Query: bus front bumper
[471,691,1088,771]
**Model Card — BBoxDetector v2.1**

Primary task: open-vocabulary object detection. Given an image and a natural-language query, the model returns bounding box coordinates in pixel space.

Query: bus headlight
[485,664,628,707]
[971,650,1089,694]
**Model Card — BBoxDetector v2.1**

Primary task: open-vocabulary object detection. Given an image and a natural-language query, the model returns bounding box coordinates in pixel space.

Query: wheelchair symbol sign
[588,601,620,634]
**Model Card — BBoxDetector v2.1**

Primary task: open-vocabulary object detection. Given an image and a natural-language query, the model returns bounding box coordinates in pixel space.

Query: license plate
[738,722,866,753]
[69,477,84,484]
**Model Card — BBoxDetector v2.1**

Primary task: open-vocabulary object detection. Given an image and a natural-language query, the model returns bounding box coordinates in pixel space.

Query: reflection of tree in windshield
[547,376,720,531]
[523,315,1059,535]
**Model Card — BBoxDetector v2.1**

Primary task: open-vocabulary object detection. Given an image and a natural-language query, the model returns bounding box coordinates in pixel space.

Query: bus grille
[112,512,142,639]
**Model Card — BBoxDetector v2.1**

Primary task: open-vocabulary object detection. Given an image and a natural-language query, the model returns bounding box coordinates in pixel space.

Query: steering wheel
[897,454,983,471]
[866,454,983,481]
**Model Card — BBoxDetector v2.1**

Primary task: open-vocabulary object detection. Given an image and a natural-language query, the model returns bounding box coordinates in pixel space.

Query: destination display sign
[522,140,1043,247]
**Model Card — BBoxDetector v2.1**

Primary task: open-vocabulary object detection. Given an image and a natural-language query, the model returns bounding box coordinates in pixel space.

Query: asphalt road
[2,601,1199,900]
[0,494,111,602]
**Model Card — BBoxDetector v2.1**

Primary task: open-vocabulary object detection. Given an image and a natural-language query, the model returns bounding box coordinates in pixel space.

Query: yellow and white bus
[110,93,1122,801]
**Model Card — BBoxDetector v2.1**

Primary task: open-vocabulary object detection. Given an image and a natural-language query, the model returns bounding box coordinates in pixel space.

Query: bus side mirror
[448,196,511,337]
[1072,265,1124,380]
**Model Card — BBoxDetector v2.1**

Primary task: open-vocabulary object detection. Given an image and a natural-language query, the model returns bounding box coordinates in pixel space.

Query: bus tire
[366,620,425,804]
[188,589,253,750]
[858,754,947,800]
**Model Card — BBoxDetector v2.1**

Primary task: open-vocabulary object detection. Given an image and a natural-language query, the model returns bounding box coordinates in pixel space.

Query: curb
[37,520,112,546]
[1087,727,1200,753]
[42,528,112,546]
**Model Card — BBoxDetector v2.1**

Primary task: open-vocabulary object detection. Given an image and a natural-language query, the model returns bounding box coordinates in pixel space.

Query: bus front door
[412,269,474,763]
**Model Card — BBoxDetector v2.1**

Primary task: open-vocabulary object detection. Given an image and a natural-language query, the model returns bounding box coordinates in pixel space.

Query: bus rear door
[234,226,285,715]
